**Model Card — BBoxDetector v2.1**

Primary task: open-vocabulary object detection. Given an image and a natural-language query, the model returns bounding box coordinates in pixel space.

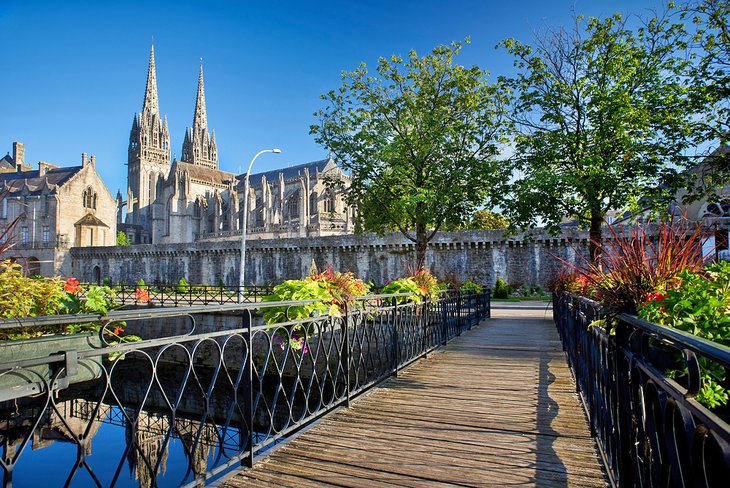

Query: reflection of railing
[553,292,730,487]
[0,291,490,487]
[78,283,274,306]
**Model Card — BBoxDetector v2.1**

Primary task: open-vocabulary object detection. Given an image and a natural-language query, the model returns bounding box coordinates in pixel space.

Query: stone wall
[70,228,591,288]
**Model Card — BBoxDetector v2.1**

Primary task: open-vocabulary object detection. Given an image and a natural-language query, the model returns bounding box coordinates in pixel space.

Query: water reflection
[0,359,248,488]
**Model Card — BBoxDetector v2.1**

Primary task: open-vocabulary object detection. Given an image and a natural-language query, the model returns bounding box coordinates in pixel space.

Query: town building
[120,45,353,245]
[0,142,116,276]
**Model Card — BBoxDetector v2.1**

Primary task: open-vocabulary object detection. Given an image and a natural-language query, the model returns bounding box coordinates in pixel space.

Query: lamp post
[239,148,281,302]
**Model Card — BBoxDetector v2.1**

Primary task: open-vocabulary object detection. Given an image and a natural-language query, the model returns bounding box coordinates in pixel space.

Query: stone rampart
[70,229,591,288]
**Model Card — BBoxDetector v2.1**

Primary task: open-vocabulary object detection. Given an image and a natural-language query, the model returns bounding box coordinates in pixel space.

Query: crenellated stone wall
[69,229,591,288]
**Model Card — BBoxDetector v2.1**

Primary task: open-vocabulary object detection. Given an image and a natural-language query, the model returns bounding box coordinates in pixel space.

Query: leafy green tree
[312,40,509,269]
[678,0,730,202]
[501,13,703,262]
[466,210,510,230]
[116,231,130,246]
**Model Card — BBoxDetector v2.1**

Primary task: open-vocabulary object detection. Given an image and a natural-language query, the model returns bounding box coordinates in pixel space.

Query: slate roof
[0,155,14,171]
[0,166,83,195]
[246,159,330,188]
[175,161,235,186]
[75,213,109,228]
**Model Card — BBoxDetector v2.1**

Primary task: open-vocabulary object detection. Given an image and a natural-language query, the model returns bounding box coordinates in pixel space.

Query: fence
[553,292,730,487]
[79,283,274,306]
[0,290,490,487]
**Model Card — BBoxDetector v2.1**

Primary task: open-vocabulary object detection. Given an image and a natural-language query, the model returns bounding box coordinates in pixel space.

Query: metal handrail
[553,291,730,487]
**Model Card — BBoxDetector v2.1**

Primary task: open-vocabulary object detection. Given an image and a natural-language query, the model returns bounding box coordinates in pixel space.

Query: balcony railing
[0,291,490,487]
[2,236,70,250]
[553,292,730,487]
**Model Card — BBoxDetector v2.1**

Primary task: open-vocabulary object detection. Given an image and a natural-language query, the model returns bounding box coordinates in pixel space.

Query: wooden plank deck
[225,301,608,487]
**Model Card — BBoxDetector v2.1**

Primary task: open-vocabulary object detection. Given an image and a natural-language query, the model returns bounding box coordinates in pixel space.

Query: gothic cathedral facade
[120,45,353,245]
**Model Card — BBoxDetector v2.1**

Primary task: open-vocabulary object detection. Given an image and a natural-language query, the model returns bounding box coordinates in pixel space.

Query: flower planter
[0,332,103,403]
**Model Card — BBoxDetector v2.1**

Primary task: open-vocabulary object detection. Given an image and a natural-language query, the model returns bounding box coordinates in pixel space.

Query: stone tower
[127,44,171,232]
[181,64,218,169]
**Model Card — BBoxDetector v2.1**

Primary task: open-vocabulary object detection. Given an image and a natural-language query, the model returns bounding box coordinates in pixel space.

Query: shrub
[381,277,424,304]
[493,277,510,298]
[639,261,730,408]
[137,278,146,288]
[561,220,707,315]
[460,281,483,294]
[177,277,189,294]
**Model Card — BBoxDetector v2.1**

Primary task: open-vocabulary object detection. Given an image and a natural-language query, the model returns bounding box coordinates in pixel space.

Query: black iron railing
[553,292,730,487]
[0,291,490,487]
[79,283,274,306]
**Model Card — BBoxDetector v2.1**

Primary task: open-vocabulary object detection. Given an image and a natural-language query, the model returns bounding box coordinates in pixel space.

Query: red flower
[112,327,124,336]
[645,292,667,303]
[135,288,150,303]
[64,278,80,294]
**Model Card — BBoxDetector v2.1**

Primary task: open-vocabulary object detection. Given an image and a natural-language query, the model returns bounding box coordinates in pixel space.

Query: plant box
[0,332,103,402]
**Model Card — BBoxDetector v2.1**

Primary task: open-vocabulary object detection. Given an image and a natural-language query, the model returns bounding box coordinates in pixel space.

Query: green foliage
[455,210,510,230]
[177,277,189,294]
[312,39,510,269]
[262,279,331,324]
[116,231,130,246]
[500,13,705,261]
[137,278,146,288]
[381,278,424,304]
[0,261,66,320]
[493,277,510,299]
[460,281,484,294]
[639,261,730,408]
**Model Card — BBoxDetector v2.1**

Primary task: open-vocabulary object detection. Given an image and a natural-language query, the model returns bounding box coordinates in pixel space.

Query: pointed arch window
[324,189,336,213]
[82,187,97,210]
[286,191,299,221]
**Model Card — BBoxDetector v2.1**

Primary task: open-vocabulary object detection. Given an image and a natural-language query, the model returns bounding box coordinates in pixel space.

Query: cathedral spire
[192,61,208,136]
[142,43,159,116]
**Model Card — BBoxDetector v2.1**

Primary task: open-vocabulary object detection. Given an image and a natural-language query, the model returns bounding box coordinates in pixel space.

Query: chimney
[90,155,96,167]
[38,161,58,177]
[81,152,88,166]
[13,142,25,171]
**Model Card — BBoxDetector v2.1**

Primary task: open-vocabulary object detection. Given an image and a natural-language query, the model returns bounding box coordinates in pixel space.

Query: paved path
[225,301,608,487]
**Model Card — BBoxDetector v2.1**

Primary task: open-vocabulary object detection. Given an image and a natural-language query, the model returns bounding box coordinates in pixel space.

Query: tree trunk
[589,208,603,265]
[415,222,428,271]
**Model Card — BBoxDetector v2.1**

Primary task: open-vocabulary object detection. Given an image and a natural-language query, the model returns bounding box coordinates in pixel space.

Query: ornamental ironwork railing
[78,283,274,306]
[553,292,730,487]
[0,290,490,487]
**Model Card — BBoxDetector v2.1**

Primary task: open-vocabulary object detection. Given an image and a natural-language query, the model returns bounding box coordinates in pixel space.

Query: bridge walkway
[225,301,608,487]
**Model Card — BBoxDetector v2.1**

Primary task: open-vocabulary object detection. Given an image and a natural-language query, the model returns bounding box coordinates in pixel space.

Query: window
[88,228,94,246]
[324,190,336,213]
[21,226,28,244]
[42,196,50,216]
[1,198,7,219]
[83,187,97,210]
[310,192,318,215]
[42,226,49,245]
[287,194,299,221]
[148,173,156,203]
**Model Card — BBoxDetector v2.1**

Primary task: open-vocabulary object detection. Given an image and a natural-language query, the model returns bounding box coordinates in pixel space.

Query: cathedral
[120,45,353,245]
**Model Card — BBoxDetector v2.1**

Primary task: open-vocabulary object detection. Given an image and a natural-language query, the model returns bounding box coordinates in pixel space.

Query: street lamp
[239,148,281,302]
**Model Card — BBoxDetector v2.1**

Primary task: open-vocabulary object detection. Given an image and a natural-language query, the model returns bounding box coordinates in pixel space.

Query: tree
[501,13,703,262]
[446,209,509,230]
[468,210,510,230]
[311,40,508,269]
[116,231,130,246]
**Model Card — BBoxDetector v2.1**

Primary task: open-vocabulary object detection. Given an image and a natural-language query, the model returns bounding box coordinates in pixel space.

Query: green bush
[639,261,730,408]
[381,278,425,304]
[493,277,510,298]
[137,278,146,288]
[177,277,189,294]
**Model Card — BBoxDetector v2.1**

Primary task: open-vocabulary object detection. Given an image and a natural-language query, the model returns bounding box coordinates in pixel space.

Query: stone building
[0,142,116,276]
[120,45,352,245]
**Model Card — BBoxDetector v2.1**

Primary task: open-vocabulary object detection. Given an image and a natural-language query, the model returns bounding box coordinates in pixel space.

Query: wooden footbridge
[224,302,608,487]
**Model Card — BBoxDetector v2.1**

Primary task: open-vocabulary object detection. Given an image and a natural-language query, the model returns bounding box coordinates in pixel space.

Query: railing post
[243,310,254,469]
[392,297,399,377]
[422,297,429,358]
[441,295,448,345]
[456,290,463,336]
[343,303,351,408]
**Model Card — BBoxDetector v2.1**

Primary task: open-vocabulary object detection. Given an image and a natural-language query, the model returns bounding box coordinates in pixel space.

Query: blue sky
[1,0,665,196]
